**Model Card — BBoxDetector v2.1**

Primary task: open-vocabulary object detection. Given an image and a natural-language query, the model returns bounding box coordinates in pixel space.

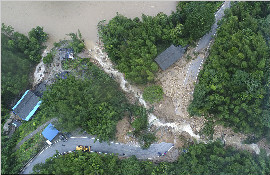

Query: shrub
[139,132,157,149]
[43,52,53,64]
[143,85,164,104]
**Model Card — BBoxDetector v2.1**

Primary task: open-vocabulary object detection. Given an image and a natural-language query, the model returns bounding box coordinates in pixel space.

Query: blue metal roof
[42,123,59,141]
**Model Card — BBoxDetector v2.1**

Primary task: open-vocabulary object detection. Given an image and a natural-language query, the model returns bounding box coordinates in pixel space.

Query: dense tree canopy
[1,25,48,175]
[188,2,270,136]
[2,24,48,63]
[41,61,128,142]
[32,141,270,175]
[1,24,48,119]
[98,2,221,84]
[1,34,33,110]
[177,1,219,42]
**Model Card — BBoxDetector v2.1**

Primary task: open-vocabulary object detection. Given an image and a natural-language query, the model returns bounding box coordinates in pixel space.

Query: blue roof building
[12,90,42,121]
[42,123,59,141]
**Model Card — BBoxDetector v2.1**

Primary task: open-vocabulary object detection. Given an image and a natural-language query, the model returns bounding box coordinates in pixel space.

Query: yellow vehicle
[76,145,91,152]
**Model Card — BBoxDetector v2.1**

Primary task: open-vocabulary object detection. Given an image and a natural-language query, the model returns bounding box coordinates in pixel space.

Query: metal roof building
[154,45,186,71]
[12,90,41,121]
[42,123,59,141]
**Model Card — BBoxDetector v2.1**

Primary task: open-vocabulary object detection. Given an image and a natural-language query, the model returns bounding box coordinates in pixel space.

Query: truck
[76,145,91,152]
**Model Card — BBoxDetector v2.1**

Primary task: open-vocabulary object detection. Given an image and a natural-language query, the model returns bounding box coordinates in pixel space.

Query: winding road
[195,1,231,52]
[21,135,173,174]
[185,1,231,85]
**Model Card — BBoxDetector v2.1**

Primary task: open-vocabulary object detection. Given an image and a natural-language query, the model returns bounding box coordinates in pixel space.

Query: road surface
[21,136,173,174]
[184,2,231,85]
[195,1,231,52]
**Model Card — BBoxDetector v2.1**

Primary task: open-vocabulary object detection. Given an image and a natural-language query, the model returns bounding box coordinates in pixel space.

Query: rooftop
[33,82,47,97]
[155,45,186,71]
[12,90,41,121]
[42,123,59,141]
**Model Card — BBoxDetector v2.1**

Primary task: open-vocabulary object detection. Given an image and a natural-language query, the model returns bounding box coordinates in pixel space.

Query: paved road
[15,118,57,150]
[184,56,204,85]
[184,1,231,85]
[195,1,231,52]
[22,136,174,174]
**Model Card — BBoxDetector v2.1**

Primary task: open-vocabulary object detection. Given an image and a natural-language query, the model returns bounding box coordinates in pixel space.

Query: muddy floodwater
[1,1,177,49]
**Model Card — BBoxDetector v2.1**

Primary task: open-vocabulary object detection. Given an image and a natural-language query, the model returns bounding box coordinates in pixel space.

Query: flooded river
[1,1,177,49]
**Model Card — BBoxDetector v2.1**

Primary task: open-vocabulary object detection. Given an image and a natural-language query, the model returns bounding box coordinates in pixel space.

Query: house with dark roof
[12,90,41,121]
[32,82,47,97]
[42,123,59,142]
[154,45,187,71]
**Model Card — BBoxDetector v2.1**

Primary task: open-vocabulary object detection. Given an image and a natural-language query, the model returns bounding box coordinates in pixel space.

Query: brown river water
[1,1,177,49]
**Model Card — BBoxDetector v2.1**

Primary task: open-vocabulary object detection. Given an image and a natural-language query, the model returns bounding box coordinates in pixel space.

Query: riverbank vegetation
[1,24,48,122]
[2,23,48,63]
[1,24,49,174]
[32,141,270,175]
[188,2,270,138]
[98,2,222,84]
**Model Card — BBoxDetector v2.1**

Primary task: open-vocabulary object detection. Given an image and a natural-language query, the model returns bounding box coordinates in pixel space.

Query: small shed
[42,123,59,141]
[12,90,41,121]
[155,45,186,71]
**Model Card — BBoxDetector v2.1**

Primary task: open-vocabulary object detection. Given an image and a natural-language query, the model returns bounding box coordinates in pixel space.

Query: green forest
[1,24,48,122]
[98,2,222,84]
[1,24,49,174]
[40,58,153,145]
[40,61,128,142]
[32,141,270,175]
[188,2,270,137]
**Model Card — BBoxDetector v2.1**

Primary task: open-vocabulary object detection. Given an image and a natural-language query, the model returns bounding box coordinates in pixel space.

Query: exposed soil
[152,45,270,156]
[115,117,138,145]
[151,147,180,163]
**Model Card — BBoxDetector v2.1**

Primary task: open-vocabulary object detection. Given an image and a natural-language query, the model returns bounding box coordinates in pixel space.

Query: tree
[142,85,164,104]
[189,2,270,136]
[41,62,128,142]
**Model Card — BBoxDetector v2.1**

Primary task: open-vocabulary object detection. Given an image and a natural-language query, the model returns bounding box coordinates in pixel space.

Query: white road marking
[70,137,88,138]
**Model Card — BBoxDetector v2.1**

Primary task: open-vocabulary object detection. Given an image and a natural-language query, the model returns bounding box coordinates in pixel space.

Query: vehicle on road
[60,134,67,142]
[76,145,91,152]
